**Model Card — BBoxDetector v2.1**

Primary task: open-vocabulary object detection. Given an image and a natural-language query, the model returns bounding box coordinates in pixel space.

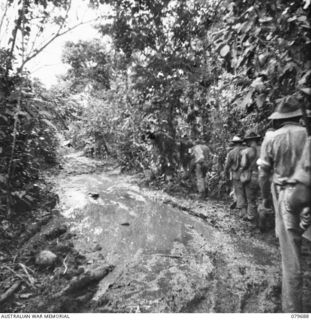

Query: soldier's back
[262,124,307,184]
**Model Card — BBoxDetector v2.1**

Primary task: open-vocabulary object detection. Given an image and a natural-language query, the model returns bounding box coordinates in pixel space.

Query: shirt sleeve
[224,151,232,174]
[259,133,273,170]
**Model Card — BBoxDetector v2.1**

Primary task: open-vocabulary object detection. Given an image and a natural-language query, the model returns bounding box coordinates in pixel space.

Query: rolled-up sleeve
[259,133,274,171]
[258,133,274,200]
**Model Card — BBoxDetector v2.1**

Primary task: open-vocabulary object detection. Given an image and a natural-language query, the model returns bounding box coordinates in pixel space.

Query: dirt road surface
[49,152,298,313]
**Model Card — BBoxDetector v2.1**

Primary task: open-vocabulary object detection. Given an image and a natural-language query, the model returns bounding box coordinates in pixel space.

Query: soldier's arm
[258,165,271,205]
[189,158,195,173]
[258,136,273,206]
[223,152,232,178]
[188,147,195,172]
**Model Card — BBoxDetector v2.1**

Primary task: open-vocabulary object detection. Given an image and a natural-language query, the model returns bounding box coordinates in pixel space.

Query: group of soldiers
[146,94,311,313]
[225,94,311,313]
[224,132,262,225]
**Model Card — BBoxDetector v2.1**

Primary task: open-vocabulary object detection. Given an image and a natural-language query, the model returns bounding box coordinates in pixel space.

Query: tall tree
[0,0,96,215]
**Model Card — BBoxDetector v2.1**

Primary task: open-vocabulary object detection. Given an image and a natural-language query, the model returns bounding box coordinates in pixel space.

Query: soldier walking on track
[189,139,210,198]
[240,132,261,224]
[179,135,194,175]
[258,94,311,312]
[145,130,178,174]
[223,136,246,217]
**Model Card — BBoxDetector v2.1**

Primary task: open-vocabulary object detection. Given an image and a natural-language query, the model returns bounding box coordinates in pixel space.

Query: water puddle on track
[54,155,282,312]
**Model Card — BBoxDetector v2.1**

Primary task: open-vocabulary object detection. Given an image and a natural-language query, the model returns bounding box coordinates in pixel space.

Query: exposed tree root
[0,281,22,304]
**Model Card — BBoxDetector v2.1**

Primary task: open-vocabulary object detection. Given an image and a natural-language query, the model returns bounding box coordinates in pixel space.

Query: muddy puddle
[53,152,284,312]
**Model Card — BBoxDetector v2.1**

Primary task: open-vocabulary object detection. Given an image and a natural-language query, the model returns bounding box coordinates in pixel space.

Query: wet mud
[2,152,310,313]
[53,153,284,313]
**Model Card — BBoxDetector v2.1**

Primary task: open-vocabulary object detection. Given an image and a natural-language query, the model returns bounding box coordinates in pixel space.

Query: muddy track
[47,152,287,313]
[4,152,310,313]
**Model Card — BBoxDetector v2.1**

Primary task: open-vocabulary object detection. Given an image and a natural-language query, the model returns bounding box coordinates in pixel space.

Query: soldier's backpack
[287,136,311,213]
[287,98,311,214]
[240,146,258,184]
[286,109,311,240]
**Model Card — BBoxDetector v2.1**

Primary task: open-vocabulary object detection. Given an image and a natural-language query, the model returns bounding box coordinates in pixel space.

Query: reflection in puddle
[94,227,103,235]
[62,189,88,218]
[55,158,282,313]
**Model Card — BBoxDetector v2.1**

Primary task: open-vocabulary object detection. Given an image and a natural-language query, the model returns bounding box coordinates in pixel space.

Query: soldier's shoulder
[262,128,278,143]
[272,124,306,140]
[240,147,249,154]
[227,147,236,155]
[241,146,257,157]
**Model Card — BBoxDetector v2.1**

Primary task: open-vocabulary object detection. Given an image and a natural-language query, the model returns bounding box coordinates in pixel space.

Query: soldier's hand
[259,200,273,215]
[300,207,311,231]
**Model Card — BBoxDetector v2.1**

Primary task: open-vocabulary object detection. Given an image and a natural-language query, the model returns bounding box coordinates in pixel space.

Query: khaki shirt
[259,123,307,185]
[224,145,244,180]
[190,144,210,164]
[241,145,260,172]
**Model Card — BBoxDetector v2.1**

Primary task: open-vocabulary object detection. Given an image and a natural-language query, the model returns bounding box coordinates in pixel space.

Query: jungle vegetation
[0,0,310,218]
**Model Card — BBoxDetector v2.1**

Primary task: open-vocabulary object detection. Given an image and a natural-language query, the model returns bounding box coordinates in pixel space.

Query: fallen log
[54,265,114,298]
[0,281,22,304]
[64,265,114,293]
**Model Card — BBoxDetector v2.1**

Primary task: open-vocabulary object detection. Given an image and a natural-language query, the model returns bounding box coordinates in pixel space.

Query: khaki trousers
[244,176,259,220]
[195,162,208,195]
[232,178,246,209]
[272,184,303,312]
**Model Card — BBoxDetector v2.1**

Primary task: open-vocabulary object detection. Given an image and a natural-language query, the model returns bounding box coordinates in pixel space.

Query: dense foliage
[1,0,311,219]
[62,0,311,195]
[0,0,74,216]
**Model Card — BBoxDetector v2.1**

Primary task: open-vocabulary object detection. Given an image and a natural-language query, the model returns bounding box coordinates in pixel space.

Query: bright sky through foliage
[28,22,98,87]
[27,1,100,87]
[0,0,109,87]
